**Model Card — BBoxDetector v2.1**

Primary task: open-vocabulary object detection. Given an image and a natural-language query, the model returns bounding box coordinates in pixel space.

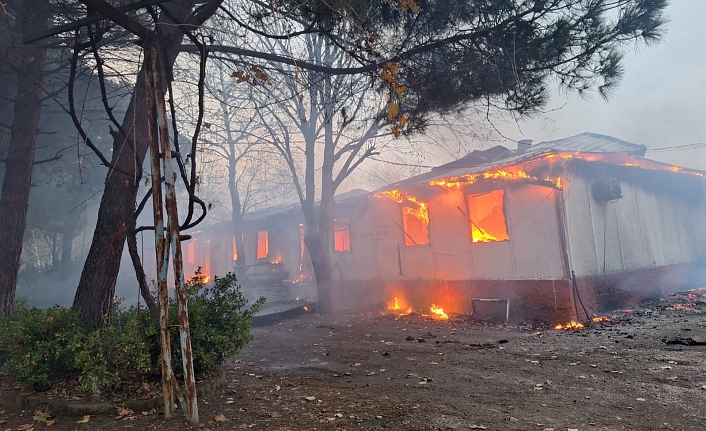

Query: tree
[0,0,51,316]
[231,33,391,311]
[197,64,297,272]
[70,0,221,330]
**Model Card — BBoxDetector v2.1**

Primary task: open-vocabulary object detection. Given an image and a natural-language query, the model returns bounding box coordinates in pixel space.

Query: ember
[591,316,615,323]
[554,321,585,330]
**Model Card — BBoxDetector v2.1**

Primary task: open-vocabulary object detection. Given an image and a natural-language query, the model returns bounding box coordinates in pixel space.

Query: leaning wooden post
[150,40,200,424]
[144,40,176,419]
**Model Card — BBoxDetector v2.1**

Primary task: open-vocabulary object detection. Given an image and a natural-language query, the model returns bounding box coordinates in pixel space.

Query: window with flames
[467,189,509,243]
[257,231,269,259]
[333,217,351,252]
[402,201,430,246]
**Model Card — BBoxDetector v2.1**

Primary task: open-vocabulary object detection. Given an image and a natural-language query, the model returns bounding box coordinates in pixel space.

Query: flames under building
[172,132,706,322]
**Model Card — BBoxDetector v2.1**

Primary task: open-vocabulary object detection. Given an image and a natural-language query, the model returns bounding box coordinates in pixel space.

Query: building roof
[242,188,370,221]
[530,132,647,155]
[372,132,700,194]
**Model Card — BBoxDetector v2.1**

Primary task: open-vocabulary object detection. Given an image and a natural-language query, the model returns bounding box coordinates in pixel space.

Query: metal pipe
[145,43,175,419]
[151,42,199,424]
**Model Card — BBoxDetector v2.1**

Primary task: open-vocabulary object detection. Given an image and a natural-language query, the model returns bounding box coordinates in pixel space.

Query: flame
[427,151,705,196]
[271,258,282,264]
[387,297,412,316]
[303,306,310,312]
[429,168,562,190]
[428,304,449,320]
[374,190,429,225]
[591,315,615,323]
[554,321,585,330]
[472,227,503,243]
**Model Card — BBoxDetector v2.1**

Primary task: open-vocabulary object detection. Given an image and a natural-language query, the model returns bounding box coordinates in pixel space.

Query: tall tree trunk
[227,144,246,273]
[72,0,202,331]
[0,0,49,316]
[0,0,17,151]
[60,224,76,276]
[309,95,336,313]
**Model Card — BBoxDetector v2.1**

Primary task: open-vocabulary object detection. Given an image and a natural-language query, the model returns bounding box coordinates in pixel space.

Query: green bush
[0,301,84,390]
[176,272,265,376]
[0,272,263,392]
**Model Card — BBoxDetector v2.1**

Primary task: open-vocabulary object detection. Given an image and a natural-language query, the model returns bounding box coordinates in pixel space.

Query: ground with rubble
[1,288,705,431]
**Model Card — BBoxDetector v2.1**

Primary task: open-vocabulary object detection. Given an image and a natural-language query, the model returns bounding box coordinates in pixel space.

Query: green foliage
[0,273,262,392]
[0,301,84,390]
[176,272,265,376]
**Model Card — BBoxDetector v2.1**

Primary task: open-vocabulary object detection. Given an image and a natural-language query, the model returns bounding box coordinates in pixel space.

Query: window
[202,240,211,283]
[467,189,509,243]
[334,218,351,252]
[232,235,238,261]
[187,242,195,264]
[402,201,430,246]
[257,231,269,259]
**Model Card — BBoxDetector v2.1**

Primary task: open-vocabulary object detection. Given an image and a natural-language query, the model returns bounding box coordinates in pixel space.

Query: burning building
[329,132,706,321]
[169,132,706,322]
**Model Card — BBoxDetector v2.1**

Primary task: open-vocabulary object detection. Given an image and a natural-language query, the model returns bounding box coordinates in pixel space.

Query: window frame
[333,217,352,253]
[256,230,269,260]
[401,201,431,247]
[466,188,510,244]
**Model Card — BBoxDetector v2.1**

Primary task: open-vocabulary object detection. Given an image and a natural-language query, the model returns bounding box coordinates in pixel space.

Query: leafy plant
[0,272,263,392]
[0,301,84,390]
[174,271,265,376]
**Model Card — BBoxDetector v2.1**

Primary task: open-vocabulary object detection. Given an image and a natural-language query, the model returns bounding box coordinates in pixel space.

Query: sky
[491,1,706,170]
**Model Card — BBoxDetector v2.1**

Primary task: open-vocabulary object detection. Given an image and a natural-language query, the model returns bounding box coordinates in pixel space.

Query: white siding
[565,170,706,277]
[335,183,565,282]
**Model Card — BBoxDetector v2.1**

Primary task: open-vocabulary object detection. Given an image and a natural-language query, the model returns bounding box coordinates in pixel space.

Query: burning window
[257,231,269,259]
[402,201,430,246]
[202,240,211,283]
[334,218,351,252]
[467,189,509,243]
[232,235,238,261]
[187,242,195,264]
[374,189,429,247]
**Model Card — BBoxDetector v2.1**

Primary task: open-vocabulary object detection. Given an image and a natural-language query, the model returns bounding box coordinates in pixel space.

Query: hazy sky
[494,1,706,170]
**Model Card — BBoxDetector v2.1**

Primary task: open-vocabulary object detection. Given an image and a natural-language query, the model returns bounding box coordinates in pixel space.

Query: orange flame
[591,315,615,323]
[428,304,449,320]
[387,297,412,316]
[429,169,562,190]
[374,190,429,225]
[554,321,585,330]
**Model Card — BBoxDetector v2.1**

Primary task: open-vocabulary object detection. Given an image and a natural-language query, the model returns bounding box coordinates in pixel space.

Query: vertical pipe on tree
[145,42,175,419]
[151,41,199,424]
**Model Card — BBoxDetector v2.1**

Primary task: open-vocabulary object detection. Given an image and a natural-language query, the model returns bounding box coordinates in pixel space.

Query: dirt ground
[1,288,705,431]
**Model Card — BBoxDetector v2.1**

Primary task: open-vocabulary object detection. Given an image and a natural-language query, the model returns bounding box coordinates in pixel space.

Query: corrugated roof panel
[531,132,647,155]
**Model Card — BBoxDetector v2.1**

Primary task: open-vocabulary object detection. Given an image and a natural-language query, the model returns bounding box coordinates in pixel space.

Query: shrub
[0,301,84,390]
[0,271,263,392]
[175,272,265,376]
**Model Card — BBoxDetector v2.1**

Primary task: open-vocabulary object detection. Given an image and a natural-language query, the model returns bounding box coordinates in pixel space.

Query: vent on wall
[593,177,622,201]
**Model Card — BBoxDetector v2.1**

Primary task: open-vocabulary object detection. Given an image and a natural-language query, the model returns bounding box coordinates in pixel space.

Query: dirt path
[1,290,705,430]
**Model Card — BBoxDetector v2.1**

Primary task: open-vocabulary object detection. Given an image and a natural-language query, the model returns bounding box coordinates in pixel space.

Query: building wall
[334,183,565,283]
[330,183,568,317]
[564,164,706,277]
[563,164,706,314]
